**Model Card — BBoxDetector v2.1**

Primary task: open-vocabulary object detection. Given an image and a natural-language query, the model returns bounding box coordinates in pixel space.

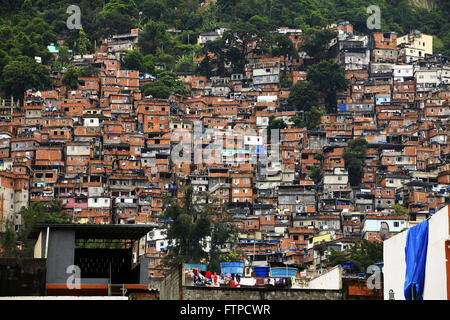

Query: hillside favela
[0,0,449,303]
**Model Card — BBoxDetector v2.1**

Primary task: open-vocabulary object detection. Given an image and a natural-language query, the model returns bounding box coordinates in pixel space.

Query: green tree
[163,186,212,267]
[299,28,336,62]
[287,81,318,112]
[98,0,139,36]
[327,247,349,268]
[139,20,171,55]
[327,240,383,273]
[141,82,171,99]
[142,54,156,74]
[208,220,237,273]
[291,106,324,131]
[157,70,191,96]
[272,33,299,72]
[175,54,195,73]
[393,204,408,216]
[267,116,287,143]
[349,240,383,273]
[197,55,213,79]
[343,138,368,187]
[102,0,139,17]
[58,46,71,65]
[0,49,10,75]
[249,15,271,37]
[62,65,81,90]
[225,46,245,74]
[0,220,19,258]
[222,21,258,67]
[220,251,244,263]
[248,14,272,52]
[307,60,348,113]
[141,69,191,98]
[79,64,100,78]
[141,0,168,21]
[76,28,91,56]
[304,106,325,131]
[45,199,70,224]
[1,201,70,258]
[314,153,324,162]
[121,50,145,71]
[202,38,228,77]
[310,166,322,184]
[62,64,99,90]
[279,71,292,89]
[156,52,176,71]
[19,0,37,20]
[268,116,287,130]
[309,152,324,183]
[1,56,51,99]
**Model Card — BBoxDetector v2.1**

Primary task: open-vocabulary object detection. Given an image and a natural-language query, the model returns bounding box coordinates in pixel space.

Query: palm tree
[46,199,70,224]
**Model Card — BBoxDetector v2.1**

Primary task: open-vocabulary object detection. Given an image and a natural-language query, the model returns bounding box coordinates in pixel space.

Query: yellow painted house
[397,30,433,56]
[313,233,333,245]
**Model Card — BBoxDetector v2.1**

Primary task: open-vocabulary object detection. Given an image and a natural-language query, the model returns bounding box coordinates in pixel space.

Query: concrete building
[252,67,280,86]
[393,65,414,81]
[397,30,433,56]
[0,171,29,232]
[30,223,157,296]
[106,28,142,54]
[383,205,450,300]
[362,214,409,241]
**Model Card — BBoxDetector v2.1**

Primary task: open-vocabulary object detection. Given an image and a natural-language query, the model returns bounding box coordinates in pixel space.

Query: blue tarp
[404,219,429,300]
[342,262,354,270]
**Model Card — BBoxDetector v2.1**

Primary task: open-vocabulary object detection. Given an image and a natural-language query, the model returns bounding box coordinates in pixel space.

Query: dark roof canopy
[29,223,158,240]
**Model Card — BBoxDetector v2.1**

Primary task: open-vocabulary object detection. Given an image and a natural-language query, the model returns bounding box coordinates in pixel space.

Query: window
[394,222,399,228]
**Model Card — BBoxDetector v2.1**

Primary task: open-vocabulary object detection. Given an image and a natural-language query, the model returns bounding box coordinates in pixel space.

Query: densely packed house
[0,23,449,279]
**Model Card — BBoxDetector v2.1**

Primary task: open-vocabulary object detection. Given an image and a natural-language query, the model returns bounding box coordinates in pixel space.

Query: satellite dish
[380,222,390,241]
